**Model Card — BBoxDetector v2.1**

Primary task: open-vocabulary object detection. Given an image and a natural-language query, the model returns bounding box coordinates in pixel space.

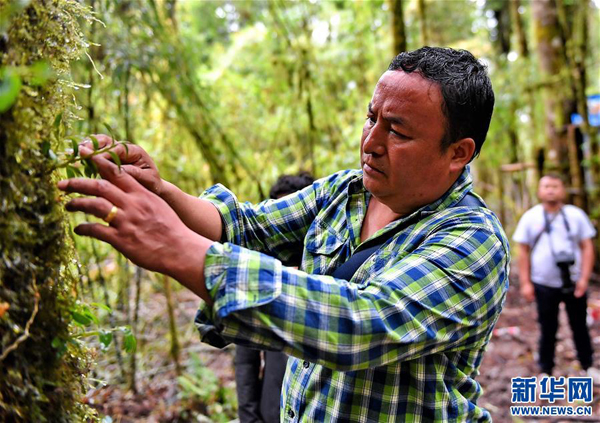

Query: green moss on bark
[0,0,97,421]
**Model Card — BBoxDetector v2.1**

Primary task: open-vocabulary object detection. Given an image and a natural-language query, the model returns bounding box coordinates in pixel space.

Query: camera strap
[530,212,558,253]
[542,208,575,255]
[542,208,577,289]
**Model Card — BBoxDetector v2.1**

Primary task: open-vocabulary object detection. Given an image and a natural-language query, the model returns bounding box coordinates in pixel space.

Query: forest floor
[478,276,600,423]
[85,271,600,423]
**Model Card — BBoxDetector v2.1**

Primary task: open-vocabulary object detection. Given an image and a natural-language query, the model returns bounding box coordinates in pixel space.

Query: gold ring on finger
[103,205,119,224]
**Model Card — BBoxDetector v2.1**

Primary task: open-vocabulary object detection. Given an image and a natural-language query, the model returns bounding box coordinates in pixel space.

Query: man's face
[537,177,566,204]
[360,70,455,214]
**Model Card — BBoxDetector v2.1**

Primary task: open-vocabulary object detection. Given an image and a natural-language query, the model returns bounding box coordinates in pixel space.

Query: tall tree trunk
[497,169,506,224]
[567,125,586,209]
[166,0,177,31]
[532,0,572,182]
[562,0,598,254]
[507,102,529,212]
[416,0,428,46]
[490,0,511,55]
[388,0,407,55]
[0,1,95,420]
[566,0,598,192]
[509,0,529,58]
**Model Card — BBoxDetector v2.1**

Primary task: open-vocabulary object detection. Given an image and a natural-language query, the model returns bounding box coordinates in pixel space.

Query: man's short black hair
[269,171,315,199]
[388,46,495,160]
[541,173,566,185]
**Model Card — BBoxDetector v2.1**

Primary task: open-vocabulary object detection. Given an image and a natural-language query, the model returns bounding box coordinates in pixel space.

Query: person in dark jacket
[235,172,314,423]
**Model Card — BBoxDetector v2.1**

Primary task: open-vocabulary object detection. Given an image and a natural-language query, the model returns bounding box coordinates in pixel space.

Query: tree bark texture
[389,0,407,55]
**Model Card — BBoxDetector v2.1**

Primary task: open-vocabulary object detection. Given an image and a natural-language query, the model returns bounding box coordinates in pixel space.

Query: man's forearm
[579,239,595,282]
[160,180,223,241]
[518,244,532,286]
[165,230,214,306]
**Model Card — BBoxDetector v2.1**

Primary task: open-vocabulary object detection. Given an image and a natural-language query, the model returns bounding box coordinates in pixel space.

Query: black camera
[555,251,575,294]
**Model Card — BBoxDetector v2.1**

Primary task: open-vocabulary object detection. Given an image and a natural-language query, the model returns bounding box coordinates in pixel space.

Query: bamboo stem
[163,275,182,376]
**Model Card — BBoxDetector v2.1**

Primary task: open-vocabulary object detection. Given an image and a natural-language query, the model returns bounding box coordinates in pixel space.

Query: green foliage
[50,301,135,358]
[0,0,99,421]
[52,135,127,178]
[0,61,52,112]
[177,354,237,422]
[415,0,478,46]
[0,68,22,112]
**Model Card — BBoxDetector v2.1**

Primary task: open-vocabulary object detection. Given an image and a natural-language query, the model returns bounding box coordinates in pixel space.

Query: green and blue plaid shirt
[195,167,509,422]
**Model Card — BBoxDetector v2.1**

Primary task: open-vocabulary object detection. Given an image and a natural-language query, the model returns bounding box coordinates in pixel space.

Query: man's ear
[448,138,476,172]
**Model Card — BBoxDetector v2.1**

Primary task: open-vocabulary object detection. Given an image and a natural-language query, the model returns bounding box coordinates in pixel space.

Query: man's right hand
[79,134,164,197]
[80,134,223,241]
[520,282,535,302]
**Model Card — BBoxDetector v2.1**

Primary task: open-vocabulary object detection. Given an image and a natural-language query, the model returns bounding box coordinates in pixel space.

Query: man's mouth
[362,160,384,175]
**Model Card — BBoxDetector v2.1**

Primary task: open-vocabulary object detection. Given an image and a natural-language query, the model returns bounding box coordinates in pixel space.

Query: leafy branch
[52,301,136,356]
[45,116,128,178]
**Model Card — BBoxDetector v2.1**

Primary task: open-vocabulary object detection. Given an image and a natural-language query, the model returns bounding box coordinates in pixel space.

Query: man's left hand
[574,278,589,298]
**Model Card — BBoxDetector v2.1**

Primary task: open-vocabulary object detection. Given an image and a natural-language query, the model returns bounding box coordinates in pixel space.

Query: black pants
[534,283,594,374]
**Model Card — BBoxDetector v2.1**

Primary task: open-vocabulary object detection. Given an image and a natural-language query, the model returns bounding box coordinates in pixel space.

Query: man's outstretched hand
[58,150,213,304]
[80,134,164,196]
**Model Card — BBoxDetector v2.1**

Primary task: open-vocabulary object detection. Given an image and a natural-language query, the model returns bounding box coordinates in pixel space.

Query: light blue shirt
[513,204,596,287]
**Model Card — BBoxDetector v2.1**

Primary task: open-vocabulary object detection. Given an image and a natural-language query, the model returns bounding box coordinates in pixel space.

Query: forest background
[1,0,599,421]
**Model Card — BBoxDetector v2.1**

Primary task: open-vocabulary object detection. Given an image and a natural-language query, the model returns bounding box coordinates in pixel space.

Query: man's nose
[362,123,386,156]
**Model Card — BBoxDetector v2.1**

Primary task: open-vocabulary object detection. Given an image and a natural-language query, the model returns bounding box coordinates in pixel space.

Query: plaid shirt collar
[346,165,474,241]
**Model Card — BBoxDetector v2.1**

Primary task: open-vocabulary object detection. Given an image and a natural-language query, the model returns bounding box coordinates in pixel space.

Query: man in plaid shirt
[60,47,509,421]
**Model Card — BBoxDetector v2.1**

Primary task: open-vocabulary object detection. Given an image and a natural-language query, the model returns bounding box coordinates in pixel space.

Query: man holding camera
[515,174,597,377]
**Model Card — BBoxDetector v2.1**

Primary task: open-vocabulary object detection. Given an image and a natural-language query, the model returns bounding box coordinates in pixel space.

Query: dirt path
[478,279,600,422]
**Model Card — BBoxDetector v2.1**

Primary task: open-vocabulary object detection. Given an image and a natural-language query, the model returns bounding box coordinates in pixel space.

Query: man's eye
[366,116,376,125]
[391,129,410,140]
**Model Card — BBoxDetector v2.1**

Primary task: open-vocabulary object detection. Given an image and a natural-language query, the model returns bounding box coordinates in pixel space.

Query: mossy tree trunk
[532,0,573,183]
[0,1,96,421]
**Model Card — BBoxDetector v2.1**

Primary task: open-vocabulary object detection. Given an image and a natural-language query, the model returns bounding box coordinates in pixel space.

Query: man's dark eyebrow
[368,102,409,128]
[387,116,405,126]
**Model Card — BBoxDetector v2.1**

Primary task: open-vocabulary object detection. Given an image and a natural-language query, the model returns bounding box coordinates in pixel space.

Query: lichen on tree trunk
[0,0,98,421]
